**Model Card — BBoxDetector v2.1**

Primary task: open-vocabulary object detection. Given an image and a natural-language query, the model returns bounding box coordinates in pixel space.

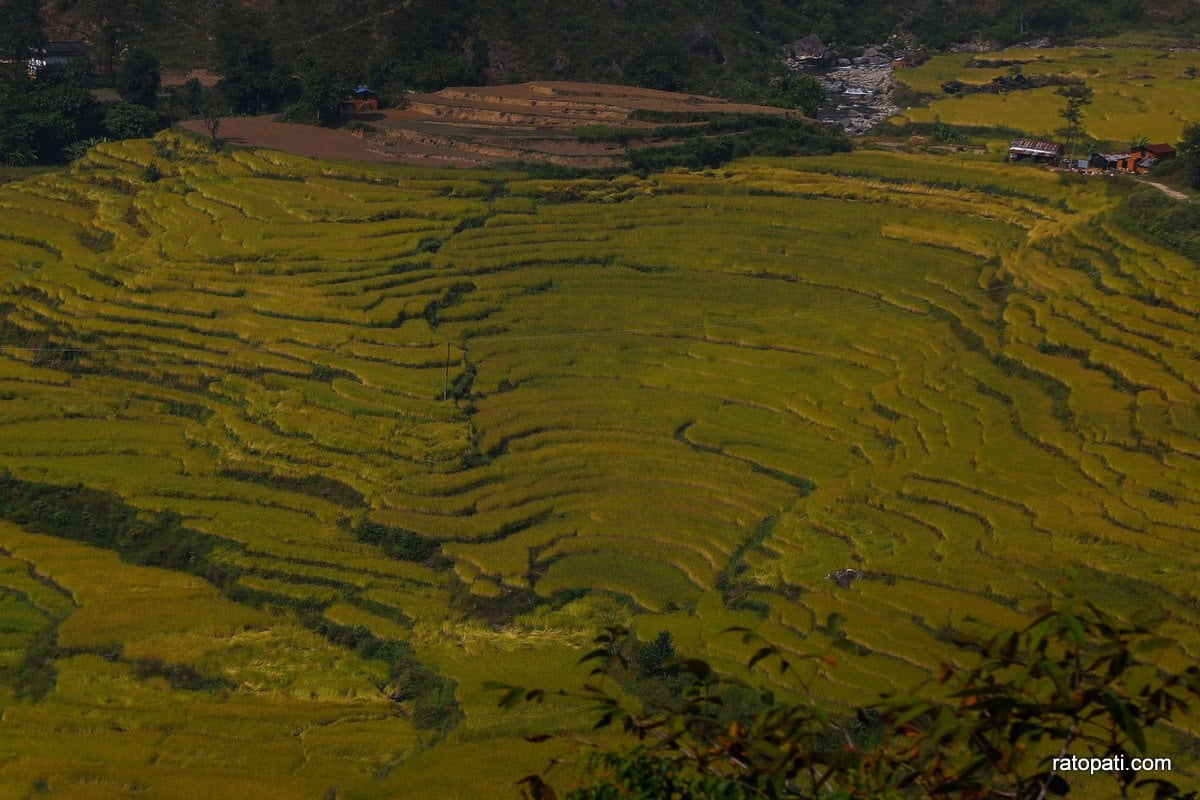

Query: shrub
[103,102,164,140]
[496,593,1200,799]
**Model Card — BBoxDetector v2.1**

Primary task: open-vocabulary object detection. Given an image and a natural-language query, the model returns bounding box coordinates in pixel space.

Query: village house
[1089,152,1134,171]
[28,42,87,75]
[2,41,88,78]
[1129,143,1177,172]
[1088,143,1175,174]
[1007,138,1063,164]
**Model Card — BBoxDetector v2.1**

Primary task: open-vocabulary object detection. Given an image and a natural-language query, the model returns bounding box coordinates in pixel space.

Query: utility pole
[443,341,451,402]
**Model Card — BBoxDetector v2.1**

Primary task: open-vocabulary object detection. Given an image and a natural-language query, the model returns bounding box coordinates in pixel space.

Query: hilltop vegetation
[8,0,1200,168]
[0,133,1198,796]
[37,0,1200,100]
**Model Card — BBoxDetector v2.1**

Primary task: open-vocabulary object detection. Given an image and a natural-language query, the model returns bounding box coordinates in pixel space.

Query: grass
[0,131,1197,795]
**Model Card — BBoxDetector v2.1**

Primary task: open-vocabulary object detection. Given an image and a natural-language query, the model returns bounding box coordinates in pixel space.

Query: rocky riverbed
[783,38,904,134]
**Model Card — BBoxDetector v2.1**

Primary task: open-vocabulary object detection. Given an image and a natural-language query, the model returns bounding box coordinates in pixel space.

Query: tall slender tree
[1057,84,1093,164]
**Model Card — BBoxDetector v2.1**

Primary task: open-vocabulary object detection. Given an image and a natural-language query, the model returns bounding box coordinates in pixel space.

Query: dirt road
[1142,180,1190,200]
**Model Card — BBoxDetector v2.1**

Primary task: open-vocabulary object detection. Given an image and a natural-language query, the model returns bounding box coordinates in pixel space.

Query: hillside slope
[39,0,1200,95]
[0,136,1198,795]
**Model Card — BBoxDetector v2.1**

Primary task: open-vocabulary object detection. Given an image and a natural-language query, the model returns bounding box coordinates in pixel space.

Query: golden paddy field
[0,133,1198,797]
[893,45,1200,143]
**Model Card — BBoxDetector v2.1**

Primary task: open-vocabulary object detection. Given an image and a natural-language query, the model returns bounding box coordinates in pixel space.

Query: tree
[198,89,225,151]
[103,102,162,139]
[932,114,970,144]
[116,49,160,108]
[0,115,37,166]
[1178,122,1200,190]
[0,0,43,64]
[82,0,157,75]
[622,29,688,93]
[1056,84,1093,163]
[182,78,204,116]
[213,5,278,115]
[24,81,102,162]
[632,631,676,678]
[1180,122,1200,158]
[771,74,825,118]
[495,592,1200,799]
[0,42,104,165]
[373,0,482,92]
[292,54,349,127]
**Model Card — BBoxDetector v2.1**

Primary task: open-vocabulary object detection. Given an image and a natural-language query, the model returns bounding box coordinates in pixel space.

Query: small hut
[27,41,87,76]
[1088,152,1131,171]
[1007,138,1063,164]
[346,86,380,112]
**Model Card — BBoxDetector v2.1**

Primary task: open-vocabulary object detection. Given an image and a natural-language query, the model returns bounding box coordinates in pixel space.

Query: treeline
[1,1,174,164]
[1,0,404,165]
[31,0,1200,107]
[5,0,1199,165]
[0,56,174,165]
[625,114,852,173]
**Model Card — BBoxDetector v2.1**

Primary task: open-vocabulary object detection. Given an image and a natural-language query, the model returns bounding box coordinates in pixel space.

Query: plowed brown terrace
[182,81,790,167]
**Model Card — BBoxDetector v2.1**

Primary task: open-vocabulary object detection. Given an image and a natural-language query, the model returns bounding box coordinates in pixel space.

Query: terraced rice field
[182,82,790,169]
[0,134,1198,796]
[893,46,1200,143]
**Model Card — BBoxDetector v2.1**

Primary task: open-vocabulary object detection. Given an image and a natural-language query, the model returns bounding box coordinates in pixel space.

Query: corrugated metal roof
[42,42,87,56]
[1008,138,1063,155]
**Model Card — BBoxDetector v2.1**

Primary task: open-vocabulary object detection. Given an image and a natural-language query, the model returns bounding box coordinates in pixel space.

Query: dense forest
[30,0,1200,97]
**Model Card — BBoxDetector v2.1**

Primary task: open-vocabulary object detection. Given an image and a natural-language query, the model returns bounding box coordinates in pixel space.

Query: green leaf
[578,648,612,665]
[1038,657,1072,697]
[891,702,930,729]
[679,659,712,680]
[748,646,777,669]
[1033,771,1071,796]
[1062,610,1087,646]
[1133,778,1182,800]
[516,775,559,800]
[1104,691,1147,752]
[1028,616,1055,650]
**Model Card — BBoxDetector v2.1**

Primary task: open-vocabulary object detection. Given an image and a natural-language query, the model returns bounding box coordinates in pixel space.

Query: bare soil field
[160,68,221,88]
[179,116,404,162]
[181,81,789,167]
